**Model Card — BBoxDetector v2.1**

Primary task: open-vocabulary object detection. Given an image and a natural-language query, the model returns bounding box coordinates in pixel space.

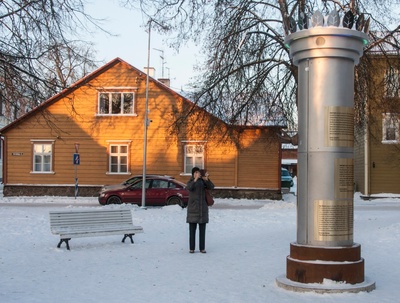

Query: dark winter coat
[186,177,215,224]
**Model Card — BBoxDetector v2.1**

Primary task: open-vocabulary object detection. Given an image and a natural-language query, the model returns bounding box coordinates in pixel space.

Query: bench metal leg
[122,234,135,244]
[57,238,71,250]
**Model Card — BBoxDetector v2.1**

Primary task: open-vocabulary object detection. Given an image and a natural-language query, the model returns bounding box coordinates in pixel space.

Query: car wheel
[107,196,122,204]
[167,196,183,207]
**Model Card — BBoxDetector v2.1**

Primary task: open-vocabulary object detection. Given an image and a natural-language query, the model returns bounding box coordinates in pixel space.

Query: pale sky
[85,0,203,92]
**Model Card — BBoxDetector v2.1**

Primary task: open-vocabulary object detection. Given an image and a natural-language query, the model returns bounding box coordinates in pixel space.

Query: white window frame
[382,113,400,144]
[97,88,137,116]
[31,140,55,174]
[183,143,205,175]
[107,141,131,174]
[385,67,400,98]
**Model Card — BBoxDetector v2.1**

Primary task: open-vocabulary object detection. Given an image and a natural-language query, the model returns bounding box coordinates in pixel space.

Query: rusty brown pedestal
[286,242,364,284]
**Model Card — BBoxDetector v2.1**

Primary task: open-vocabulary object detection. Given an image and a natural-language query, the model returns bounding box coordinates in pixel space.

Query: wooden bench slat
[51,226,143,235]
[59,229,143,238]
[50,221,135,227]
[52,225,143,234]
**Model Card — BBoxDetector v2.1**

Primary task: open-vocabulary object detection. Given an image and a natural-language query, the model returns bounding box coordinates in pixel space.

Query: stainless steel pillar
[277,22,375,292]
[291,27,368,247]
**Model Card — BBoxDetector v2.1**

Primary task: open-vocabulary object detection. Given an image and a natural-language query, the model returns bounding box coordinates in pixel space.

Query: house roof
[366,31,400,55]
[0,57,281,134]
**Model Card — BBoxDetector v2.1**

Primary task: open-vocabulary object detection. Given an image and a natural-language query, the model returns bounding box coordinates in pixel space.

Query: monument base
[276,242,375,293]
[276,275,376,294]
[287,242,364,284]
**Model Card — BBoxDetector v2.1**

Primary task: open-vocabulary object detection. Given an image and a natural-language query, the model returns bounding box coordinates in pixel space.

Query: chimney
[158,78,170,87]
[143,67,155,77]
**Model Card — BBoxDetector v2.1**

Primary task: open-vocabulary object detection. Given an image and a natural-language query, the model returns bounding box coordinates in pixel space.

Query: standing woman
[186,167,215,253]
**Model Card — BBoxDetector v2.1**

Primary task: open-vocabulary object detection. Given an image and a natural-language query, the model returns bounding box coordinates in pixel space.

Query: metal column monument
[276,10,375,293]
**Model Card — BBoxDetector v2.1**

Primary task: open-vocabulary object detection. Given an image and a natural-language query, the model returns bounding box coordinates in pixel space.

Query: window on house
[382,113,399,143]
[33,143,53,172]
[385,67,400,98]
[98,92,135,115]
[184,144,204,174]
[109,143,129,173]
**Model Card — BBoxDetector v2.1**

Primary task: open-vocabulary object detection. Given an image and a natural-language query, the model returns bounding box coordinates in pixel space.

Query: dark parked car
[281,168,294,188]
[100,174,174,192]
[98,176,188,207]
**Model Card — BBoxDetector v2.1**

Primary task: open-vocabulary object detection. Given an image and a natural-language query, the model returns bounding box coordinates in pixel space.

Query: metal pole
[74,143,80,200]
[141,20,152,209]
[153,48,165,78]
[74,165,78,199]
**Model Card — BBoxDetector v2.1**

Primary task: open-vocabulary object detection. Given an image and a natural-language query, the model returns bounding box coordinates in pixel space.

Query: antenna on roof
[153,48,166,78]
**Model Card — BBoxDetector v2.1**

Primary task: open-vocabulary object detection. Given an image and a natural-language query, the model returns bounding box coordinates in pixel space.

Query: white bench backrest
[50,209,134,230]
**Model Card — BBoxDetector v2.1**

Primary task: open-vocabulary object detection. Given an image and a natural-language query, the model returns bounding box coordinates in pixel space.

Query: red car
[98,176,189,207]
[100,174,174,192]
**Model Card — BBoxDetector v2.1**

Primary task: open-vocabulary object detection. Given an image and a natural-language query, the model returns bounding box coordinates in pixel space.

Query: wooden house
[354,49,400,196]
[0,58,283,199]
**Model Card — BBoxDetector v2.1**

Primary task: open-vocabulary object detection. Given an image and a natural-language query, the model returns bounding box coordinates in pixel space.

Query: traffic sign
[73,153,80,165]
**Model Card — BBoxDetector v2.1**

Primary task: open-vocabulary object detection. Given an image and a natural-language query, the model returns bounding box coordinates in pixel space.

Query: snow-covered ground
[1,181,400,303]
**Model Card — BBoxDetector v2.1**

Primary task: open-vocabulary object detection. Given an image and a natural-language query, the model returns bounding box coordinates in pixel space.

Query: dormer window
[97,90,136,115]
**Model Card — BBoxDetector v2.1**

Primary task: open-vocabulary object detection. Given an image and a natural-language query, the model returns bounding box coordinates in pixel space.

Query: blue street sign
[73,153,80,165]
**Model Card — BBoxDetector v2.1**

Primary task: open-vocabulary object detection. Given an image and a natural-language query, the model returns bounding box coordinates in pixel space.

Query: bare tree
[0,0,100,122]
[126,0,400,138]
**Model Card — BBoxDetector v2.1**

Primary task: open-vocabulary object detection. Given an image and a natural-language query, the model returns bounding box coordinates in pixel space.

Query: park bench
[49,208,143,250]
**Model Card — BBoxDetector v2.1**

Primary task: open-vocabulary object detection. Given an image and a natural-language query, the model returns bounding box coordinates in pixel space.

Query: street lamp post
[141,20,152,209]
